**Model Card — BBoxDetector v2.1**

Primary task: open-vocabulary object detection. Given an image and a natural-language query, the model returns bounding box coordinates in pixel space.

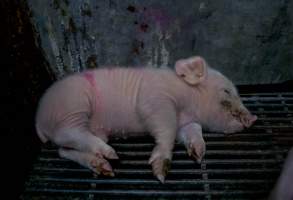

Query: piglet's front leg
[140,102,177,183]
[178,122,206,163]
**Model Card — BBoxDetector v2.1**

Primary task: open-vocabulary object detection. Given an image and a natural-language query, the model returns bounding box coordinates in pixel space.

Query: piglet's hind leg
[59,148,114,176]
[53,128,118,160]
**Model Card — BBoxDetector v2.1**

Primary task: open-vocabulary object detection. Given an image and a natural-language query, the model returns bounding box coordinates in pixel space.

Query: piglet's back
[35,74,93,143]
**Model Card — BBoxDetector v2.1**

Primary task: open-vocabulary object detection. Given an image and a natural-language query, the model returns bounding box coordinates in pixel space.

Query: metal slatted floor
[21,92,293,200]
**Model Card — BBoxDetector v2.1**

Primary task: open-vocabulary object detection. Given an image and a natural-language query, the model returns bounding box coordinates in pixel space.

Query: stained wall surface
[27,0,293,84]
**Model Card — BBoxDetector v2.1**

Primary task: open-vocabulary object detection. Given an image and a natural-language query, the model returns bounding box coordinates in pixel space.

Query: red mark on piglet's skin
[83,71,95,87]
[82,71,101,110]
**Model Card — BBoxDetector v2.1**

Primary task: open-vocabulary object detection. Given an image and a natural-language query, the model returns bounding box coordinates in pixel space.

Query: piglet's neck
[192,69,220,128]
[178,80,203,125]
[180,68,217,127]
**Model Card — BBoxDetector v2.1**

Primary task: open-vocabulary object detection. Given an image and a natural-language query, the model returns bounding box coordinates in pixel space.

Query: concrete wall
[27,0,293,84]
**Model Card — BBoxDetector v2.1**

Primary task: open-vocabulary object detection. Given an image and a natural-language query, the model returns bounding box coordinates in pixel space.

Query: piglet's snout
[240,110,257,128]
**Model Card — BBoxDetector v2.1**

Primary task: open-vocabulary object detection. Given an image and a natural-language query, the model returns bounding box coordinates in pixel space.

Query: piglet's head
[175,56,257,134]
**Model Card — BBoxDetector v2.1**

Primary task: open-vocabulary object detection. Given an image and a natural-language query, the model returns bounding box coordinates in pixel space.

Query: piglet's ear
[175,56,207,85]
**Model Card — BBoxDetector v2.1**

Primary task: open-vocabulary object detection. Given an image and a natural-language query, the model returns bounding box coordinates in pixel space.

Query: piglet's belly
[88,113,145,137]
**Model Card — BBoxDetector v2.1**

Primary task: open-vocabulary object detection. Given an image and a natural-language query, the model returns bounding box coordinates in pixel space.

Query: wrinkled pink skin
[36,56,257,182]
[269,148,293,200]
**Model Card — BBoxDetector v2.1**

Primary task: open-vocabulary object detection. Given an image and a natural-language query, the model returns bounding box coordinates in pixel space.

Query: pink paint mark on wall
[127,5,173,32]
[143,7,172,30]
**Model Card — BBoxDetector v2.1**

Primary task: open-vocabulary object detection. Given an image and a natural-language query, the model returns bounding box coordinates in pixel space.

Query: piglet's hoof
[187,141,206,164]
[90,159,115,177]
[149,157,171,183]
[99,163,115,177]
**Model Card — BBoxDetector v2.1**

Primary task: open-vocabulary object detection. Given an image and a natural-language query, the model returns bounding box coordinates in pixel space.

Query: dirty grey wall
[27,0,293,84]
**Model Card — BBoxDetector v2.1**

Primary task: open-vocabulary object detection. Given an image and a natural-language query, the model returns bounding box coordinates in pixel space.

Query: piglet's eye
[221,100,232,109]
[224,89,231,95]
